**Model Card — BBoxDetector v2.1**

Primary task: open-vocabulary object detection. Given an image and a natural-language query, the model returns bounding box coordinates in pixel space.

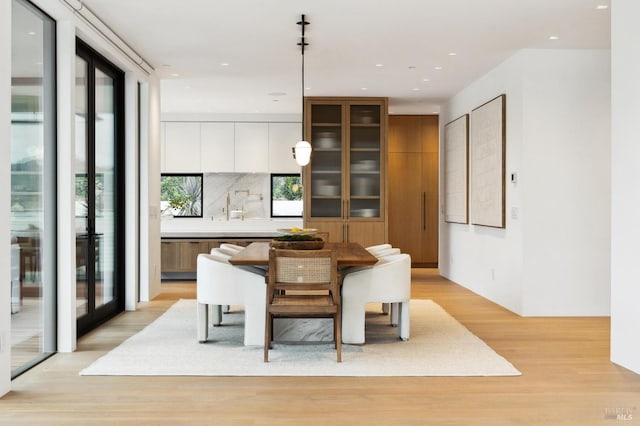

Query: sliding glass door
[75,39,125,336]
[10,0,57,377]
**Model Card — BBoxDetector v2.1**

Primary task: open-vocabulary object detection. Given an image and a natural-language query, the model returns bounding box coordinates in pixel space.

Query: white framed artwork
[469,94,506,228]
[444,114,469,224]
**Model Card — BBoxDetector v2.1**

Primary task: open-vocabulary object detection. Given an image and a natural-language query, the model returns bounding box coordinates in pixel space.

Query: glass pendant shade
[293,140,312,166]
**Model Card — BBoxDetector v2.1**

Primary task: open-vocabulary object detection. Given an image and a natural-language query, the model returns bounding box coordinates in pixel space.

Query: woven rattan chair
[264,248,341,362]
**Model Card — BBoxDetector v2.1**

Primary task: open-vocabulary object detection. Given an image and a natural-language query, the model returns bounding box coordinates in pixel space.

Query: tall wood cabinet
[388,115,439,267]
[303,97,388,248]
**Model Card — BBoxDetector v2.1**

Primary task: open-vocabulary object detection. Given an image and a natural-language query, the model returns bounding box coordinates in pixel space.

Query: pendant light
[292,14,312,167]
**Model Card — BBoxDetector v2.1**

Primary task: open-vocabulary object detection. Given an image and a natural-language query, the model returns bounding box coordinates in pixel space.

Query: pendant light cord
[301,40,305,140]
[298,15,309,140]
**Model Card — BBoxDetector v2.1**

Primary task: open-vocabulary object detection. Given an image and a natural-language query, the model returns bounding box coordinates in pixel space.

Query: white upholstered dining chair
[196,249,266,346]
[362,244,401,315]
[341,253,411,344]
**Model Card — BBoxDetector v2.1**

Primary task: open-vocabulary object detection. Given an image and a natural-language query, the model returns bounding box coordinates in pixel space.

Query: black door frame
[76,38,125,337]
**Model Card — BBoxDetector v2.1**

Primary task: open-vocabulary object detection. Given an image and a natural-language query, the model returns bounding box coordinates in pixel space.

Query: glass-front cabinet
[303,97,388,246]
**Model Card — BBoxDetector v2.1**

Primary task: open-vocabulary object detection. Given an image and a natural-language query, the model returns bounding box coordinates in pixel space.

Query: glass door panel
[309,104,342,218]
[349,104,382,218]
[75,56,89,317]
[10,0,57,377]
[94,68,116,309]
[75,39,124,337]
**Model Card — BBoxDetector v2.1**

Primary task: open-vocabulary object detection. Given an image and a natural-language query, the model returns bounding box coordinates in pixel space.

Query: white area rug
[80,299,521,377]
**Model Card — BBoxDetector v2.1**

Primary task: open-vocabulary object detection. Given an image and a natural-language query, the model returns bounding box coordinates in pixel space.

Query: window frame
[270,173,303,218]
[160,173,204,218]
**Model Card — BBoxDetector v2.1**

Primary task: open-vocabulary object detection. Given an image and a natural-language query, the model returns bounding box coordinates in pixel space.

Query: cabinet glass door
[309,104,343,218]
[349,104,381,218]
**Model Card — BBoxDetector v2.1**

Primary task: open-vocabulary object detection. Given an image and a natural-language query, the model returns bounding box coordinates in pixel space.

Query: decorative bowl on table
[271,230,324,250]
[276,227,318,236]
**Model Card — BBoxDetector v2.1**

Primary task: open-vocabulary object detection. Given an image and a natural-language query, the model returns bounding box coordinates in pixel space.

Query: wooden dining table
[228,241,379,268]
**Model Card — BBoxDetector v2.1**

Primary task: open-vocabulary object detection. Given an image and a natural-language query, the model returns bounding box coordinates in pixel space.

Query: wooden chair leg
[268,316,274,350]
[264,312,271,362]
[335,311,342,363]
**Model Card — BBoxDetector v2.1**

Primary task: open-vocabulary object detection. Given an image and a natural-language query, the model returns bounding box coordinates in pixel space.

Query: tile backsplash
[203,173,271,219]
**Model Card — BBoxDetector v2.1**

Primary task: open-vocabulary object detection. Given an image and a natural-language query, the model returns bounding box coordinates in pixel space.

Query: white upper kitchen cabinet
[268,122,302,174]
[234,122,269,172]
[164,122,201,172]
[200,122,235,172]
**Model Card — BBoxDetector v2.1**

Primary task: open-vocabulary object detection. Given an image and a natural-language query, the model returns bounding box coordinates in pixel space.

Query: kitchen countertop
[161,217,304,239]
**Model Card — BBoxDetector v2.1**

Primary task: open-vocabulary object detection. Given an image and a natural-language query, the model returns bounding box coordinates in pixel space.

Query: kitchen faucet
[226,192,230,221]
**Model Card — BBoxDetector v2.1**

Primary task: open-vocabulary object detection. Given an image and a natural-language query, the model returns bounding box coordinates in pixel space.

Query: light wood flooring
[1,269,639,425]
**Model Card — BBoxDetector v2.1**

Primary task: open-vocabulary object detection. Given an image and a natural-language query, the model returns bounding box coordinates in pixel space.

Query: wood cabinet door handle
[422,192,426,231]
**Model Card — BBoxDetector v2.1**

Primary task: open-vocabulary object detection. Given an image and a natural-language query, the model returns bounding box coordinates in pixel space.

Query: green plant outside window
[161,174,203,217]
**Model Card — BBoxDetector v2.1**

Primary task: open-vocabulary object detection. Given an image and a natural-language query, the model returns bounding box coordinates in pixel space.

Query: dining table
[228,241,379,268]
[227,241,379,345]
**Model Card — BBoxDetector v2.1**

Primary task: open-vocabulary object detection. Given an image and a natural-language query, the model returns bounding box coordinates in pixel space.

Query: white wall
[0,0,12,398]
[440,49,611,317]
[610,0,640,374]
[520,50,610,316]
[440,52,526,314]
[56,19,78,352]
[140,78,162,302]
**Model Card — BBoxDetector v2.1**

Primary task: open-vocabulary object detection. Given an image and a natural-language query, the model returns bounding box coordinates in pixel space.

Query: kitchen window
[270,174,303,217]
[161,173,203,218]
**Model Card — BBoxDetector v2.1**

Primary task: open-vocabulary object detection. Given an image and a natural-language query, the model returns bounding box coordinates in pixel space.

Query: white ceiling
[82,0,611,115]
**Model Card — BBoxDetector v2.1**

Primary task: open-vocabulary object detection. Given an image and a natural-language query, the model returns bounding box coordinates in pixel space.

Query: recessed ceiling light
[170,73,180,77]
[412,88,420,91]
[220,63,229,66]
[596,5,609,10]
[549,35,559,40]
[305,87,311,90]
[423,78,430,82]
[448,52,457,56]
[361,87,368,91]
[375,64,384,67]
[408,65,417,69]
[27,31,36,35]
[434,66,443,70]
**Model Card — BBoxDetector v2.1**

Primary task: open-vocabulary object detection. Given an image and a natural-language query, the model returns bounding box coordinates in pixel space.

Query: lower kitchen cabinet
[160,238,271,276]
[161,239,210,273]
